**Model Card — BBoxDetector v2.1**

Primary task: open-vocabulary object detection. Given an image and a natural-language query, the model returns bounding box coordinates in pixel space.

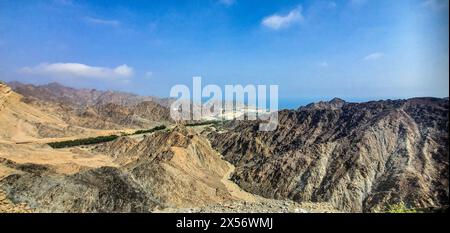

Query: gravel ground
[1,189,338,213]
[154,199,339,213]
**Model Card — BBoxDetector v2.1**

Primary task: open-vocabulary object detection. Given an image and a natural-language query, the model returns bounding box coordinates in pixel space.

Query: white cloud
[219,0,235,6]
[20,63,134,79]
[423,0,449,11]
[113,65,134,77]
[262,6,304,30]
[83,17,120,27]
[363,52,384,61]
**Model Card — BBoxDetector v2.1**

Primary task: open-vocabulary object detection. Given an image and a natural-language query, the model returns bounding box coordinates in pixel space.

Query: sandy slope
[1,83,83,142]
[0,143,117,176]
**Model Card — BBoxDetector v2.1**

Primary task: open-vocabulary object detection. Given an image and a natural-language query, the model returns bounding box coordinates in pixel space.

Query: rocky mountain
[1,80,447,213]
[0,81,98,141]
[8,81,173,107]
[92,101,172,128]
[207,97,449,212]
[8,81,173,129]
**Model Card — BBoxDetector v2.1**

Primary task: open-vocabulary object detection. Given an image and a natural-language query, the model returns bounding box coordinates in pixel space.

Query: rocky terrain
[0,82,173,212]
[0,81,448,213]
[0,163,158,212]
[207,97,449,212]
[0,119,269,212]
[93,126,255,208]
[0,190,32,213]
[156,200,337,213]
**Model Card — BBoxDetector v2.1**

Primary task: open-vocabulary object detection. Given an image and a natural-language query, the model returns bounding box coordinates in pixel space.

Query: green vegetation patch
[48,125,167,148]
[132,125,166,135]
[48,135,119,148]
[185,120,222,127]
[385,202,418,213]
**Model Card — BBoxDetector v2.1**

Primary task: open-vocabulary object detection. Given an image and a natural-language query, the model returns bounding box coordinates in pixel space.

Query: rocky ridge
[8,81,173,107]
[207,97,449,212]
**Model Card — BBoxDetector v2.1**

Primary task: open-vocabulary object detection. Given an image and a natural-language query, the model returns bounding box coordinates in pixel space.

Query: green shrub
[185,120,221,127]
[132,125,166,135]
[385,202,418,213]
[48,125,167,148]
[48,135,119,148]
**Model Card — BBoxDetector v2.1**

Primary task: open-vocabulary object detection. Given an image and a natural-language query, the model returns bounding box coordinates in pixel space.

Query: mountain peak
[329,97,345,104]
[301,98,346,110]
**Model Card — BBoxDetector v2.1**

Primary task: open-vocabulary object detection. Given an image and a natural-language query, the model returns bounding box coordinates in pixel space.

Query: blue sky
[0,0,448,104]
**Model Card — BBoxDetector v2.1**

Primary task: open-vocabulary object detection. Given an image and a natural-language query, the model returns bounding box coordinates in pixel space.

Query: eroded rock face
[208,98,449,212]
[0,162,157,213]
[0,125,252,212]
[95,126,238,208]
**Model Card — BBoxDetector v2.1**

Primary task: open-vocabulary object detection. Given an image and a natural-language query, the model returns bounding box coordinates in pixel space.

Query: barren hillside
[0,82,101,142]
[207,98,449,212]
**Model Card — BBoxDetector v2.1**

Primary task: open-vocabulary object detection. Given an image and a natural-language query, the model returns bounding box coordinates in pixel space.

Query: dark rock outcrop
[208,97,449,212]
[0,159,158,213]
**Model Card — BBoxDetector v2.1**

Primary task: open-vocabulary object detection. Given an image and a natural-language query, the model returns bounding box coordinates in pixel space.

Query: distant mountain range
[6,81,173,130]
[7,81,174,108]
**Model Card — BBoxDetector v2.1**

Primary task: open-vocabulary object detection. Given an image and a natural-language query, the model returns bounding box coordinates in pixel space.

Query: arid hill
[207,97,449,212]
[0,82,101,141]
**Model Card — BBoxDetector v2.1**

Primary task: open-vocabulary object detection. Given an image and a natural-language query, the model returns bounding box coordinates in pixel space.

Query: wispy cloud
[218,0,235,6]
[83,17,121,27]
[363,52,384,61]
[423,0,449,11]
[19,63,134,79]
[262,6,304,30]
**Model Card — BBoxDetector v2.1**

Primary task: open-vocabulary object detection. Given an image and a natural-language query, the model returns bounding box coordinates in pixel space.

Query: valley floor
[155,200,337,213]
